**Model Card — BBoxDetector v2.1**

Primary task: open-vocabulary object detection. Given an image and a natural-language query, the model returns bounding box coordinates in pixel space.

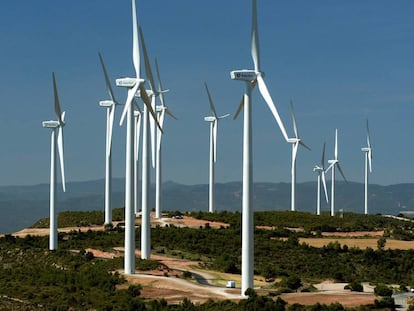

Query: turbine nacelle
[230,69,261,82]
[116,77,144,88]
[42,120,61,128]
[204,116,216,122]
[361,147,370,152]
[288,138,300,144]
[313,165,323,173]
[99,100,117,108]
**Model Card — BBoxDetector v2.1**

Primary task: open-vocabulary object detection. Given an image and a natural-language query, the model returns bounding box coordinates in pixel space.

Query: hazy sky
[1,1,413,187]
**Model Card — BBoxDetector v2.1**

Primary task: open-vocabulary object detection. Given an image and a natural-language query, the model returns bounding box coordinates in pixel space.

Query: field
[300,237,414,250]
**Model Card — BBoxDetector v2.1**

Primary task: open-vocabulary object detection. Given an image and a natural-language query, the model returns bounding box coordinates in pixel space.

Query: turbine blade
[57,126,66,192]
[290,99,298,139]
[166,108,178,120]
[107,104,115,158]
[325,162,334,173]
[321,142,326,169]
[337,163,347,183]
[321,171,329,203]
[291,142,299,175]
[334,129,338,160]
[150,96,156,168]
[251,0,260,72]
[366,119,371,149]
[140,84,163,134]
[135,112,142,162]
[52,73,63,124]
[131,0,140,78]
[366,119,373,171]
[219,113,230,119]
[120,82,139,126]
[213,120,218,163]
[139,26,155,91]
[256,75,289,142]
[204,82,218,118]
[98,52,115,102]
[233,95,244,120]
[368,149,372,173]
[155,58,166,107]
[157,109,165,154]
[299,141,311,151]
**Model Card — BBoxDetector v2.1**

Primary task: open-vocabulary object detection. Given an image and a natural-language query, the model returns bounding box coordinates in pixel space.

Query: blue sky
[0,1,413,187]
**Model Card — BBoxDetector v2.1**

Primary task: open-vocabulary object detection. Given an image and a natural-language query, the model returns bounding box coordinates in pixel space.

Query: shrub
[374,283,393,296]
[344,281,363,292]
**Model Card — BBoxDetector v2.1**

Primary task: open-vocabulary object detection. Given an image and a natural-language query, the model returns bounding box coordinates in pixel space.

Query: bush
[344,281,363,292]
[182,271,192,279]
[374,283,393,296]
[128,284,141,297]
[280,275,302,291]
[374,296,395,308]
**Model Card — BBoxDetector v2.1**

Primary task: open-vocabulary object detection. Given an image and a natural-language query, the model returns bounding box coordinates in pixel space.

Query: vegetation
[344,281,364,292]
[31,208,125,228]
[4,209,414,309]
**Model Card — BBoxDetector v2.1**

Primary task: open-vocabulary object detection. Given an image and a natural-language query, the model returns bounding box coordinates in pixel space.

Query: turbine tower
[42,72,66,251]
[204,82,229,213]
[326,129,347,216]
[98,53,119,226]
[137,26,163,258]
[230,0,290,296]
[313,143,329,215]
[288,100,310,212]
[115,0,157,273]
[361,120,372,215]
[154,59,176,219]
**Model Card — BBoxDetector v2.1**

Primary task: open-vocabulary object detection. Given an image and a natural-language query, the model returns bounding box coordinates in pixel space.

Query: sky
[0,1,413,187]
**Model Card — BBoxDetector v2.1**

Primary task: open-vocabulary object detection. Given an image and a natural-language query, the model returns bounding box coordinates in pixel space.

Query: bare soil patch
[282,292,376,307]
[299,237,414,250]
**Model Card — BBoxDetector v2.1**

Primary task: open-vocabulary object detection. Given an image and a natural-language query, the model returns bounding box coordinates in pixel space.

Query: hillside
[0,179,413,233]
[2,210,414,309]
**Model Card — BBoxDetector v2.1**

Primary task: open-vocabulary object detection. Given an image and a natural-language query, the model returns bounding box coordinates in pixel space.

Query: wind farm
[2,0,414,309]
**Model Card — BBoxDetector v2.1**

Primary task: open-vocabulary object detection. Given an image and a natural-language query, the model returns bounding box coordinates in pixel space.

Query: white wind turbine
[361,120,372,215]
[42,72,66,251]
[115,0,158,273]
[326,129,347,216]
[154,59,176,219]
[288,100,310,212]
[313,143,329,215]
[204,83,229,213]
[230,0,290,296]
[98,53,120,226]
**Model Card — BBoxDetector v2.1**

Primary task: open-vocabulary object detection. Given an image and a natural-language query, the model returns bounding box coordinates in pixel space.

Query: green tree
[377,237,387,251]
[374,283,393,296]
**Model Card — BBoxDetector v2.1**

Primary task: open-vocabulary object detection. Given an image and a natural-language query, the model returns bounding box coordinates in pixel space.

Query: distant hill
[0,178,413,234]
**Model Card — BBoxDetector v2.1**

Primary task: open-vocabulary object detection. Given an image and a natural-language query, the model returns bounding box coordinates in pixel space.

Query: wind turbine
[115,0,157,273]
[288,100,310,212]
[230,0,290,296]
[361,120,372,215]
[42,72,66,251]
[313,143,329,215]
[154,58,176,219]
[204,82,229,213]
[326,129,347,216]
[98,53,120,226]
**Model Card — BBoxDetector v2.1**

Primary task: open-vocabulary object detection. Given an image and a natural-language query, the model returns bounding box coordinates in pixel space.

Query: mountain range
[1,178,413,234]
